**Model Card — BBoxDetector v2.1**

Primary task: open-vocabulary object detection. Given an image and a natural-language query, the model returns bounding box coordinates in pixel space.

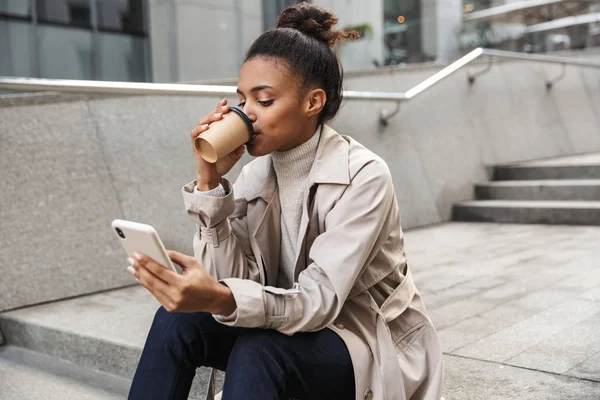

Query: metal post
[468,56,494,85]
[546,63,566,89]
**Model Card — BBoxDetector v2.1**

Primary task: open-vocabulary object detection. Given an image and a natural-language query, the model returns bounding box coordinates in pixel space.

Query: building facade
[1,0,597,83]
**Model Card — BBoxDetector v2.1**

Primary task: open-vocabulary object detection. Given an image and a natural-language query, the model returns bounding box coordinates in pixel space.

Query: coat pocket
[393,321,426,353]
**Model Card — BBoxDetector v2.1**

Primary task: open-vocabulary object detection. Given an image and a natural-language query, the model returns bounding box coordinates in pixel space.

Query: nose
[241,103,257,123]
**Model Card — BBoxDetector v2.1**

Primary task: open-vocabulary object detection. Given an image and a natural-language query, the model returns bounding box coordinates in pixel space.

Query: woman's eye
[237,101,246,107]
[258,100,273,106]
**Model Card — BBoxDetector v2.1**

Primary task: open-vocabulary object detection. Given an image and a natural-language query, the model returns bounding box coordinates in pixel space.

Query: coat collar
[242,125,350,202]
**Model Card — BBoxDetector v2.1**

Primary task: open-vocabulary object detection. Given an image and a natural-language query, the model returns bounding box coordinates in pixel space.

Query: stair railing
[1,48,599,128]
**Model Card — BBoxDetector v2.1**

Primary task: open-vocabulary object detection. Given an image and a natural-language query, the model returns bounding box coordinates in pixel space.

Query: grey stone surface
[3,54,600,312]
[437,305,539,353]
[0,346,129,400]
[506,313,600,375]
[0,286,217,399]
[0,92,125,108]
[453,299,600,363]
[338,70,444,228]
[0,101,128,312]
[444,354,600,400]
[453,200,600,225]
[403,221,600,386]
[397,70,488,221]
[579,66,600,122]
[542,64,600,154]
[1,222,600,398]
[475,179,600,201]
[567,351,600,382]
[494,164,600,180]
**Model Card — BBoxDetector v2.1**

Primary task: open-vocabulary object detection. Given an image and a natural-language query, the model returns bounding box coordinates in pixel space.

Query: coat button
[363,388,373,400]
[334,322,344,330]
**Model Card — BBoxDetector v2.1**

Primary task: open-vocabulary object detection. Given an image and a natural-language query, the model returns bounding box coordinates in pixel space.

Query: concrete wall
[1,52,598,311]
[148,0,263,82]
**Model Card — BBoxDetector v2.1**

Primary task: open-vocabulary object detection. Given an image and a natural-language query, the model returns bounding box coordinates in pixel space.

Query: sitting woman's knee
[149,307,213,349]
[230,331,284,365]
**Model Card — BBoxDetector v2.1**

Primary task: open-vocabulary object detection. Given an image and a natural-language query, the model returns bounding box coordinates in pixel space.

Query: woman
[127,3,442,400]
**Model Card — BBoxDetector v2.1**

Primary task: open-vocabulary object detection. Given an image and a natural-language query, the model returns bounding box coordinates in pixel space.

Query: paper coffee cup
[194,107,253,163]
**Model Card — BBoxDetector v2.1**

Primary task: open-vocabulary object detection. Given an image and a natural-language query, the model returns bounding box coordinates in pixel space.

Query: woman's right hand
[191,99,245,191]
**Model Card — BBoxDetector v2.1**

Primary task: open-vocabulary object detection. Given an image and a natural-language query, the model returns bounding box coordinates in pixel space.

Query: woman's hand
[191,99,246,191]
[127,251,237,315]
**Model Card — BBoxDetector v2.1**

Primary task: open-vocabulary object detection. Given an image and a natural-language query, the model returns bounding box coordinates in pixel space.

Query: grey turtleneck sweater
[195,130,321,289]
[271,130,320,288]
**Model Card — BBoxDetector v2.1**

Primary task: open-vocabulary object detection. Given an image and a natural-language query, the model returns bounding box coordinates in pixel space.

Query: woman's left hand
[128,251,235,315]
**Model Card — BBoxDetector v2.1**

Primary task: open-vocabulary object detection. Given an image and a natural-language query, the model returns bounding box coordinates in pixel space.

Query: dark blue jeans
[128,307,355,400]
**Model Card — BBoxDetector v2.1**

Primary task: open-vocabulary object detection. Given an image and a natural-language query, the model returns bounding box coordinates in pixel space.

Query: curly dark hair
[244,2,359,125]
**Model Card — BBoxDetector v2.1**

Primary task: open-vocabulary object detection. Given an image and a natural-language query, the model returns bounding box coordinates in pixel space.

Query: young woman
[127,3,442,400]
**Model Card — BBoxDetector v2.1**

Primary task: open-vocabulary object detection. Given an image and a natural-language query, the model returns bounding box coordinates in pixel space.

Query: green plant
[342,23,373,39]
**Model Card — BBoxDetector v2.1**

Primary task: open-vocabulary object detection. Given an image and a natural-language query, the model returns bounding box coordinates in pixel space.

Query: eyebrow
[236,85,274,95]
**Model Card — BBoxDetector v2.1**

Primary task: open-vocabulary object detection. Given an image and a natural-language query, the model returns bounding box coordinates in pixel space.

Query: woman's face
[237,57,318,156]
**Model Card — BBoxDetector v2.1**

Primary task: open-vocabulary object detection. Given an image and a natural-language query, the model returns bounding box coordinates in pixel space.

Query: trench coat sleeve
[218,160,395,333]
[181,178,263,285]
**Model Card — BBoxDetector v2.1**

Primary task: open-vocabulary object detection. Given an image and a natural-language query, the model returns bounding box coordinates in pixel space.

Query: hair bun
[276,2,359,48]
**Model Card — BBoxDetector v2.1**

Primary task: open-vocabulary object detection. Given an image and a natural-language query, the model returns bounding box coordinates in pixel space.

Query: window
[36,0,91,28]
[2,0,149,82]
[0,0,31,18]
[262,0,305,31]
[0,20,34,77]
[96,0,146,35]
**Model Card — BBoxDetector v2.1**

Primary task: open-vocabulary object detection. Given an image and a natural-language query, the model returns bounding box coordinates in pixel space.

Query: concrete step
[452,200,600,225]
[493,153,600,181]
[0,287,222,400]
[493,165,600,180]
[0,345,130,400]
[475,180,600,201]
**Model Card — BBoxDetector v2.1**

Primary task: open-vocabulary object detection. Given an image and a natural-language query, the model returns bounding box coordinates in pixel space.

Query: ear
[304,88,326,119]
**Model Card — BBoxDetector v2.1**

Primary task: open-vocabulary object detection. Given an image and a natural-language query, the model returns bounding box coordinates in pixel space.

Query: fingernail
[221,105,228,110]
[133,252,142,261]
[201,124,209,129]
[135,278,141,284]
[127,257,134,266]
[213,113,222,117]
[127,266,135,275]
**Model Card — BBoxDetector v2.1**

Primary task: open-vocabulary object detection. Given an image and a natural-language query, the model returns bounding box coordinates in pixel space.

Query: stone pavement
[1,221,600,399]
[405,222,600,399]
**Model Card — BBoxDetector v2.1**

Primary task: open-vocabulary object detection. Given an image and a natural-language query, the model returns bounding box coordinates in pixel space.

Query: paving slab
[453,299,600,363]
[568,351,600,382]
[505,313,600,376]
[1,222,600,398]
[444,354,600,400]
[0,287,222,399]
[0,346,129,400]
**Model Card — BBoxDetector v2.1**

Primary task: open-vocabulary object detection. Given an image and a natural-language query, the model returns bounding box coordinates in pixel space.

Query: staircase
[0,287,219,400]
[453,153,600,225]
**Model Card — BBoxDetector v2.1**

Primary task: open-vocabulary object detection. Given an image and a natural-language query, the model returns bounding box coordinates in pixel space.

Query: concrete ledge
[453,200,600,225]
[494,165,600,180]
[475,180,600,201]
[0,287,222,399]
[0,346,130,400]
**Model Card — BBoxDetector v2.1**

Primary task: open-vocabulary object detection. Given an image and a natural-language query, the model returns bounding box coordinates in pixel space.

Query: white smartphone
[111,219,180,274]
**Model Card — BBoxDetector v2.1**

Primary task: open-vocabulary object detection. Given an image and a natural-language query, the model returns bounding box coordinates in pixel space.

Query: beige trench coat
[182,125,443,400]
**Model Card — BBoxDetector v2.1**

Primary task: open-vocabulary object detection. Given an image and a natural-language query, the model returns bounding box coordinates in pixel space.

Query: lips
[248,131,260,144]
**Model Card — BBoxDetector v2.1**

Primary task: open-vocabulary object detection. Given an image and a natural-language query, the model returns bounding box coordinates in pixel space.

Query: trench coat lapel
[243,156,280,286]
[292,125,351,277]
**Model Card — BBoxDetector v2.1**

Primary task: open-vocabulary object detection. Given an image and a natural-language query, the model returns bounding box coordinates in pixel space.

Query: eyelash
[237,100,273,108]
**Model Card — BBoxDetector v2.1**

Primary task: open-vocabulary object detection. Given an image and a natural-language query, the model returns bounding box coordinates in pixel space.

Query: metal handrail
[1,48,599,126]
